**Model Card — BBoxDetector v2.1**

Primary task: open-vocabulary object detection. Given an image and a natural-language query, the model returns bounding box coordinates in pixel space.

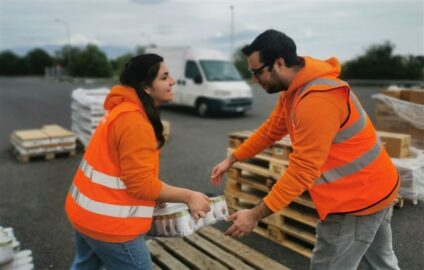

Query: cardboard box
[401,89,424,105]
[381,90,402,99]
[377,131,411,158]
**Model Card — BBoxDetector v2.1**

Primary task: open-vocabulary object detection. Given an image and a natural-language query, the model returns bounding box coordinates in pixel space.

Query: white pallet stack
[71,88,171,147]
[71,88,109,147]
[0,226,34,270]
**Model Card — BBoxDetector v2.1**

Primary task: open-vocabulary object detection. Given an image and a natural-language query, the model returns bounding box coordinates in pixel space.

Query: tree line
[0,42,422,80]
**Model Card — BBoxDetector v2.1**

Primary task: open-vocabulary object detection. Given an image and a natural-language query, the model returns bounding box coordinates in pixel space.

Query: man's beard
[265,81,289,94]
[264,70,289,94]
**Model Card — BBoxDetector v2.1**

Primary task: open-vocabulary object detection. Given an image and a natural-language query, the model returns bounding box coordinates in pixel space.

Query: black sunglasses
[248,62,271,77]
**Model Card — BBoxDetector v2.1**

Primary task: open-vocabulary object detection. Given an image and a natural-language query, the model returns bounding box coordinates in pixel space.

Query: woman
[65,54,211,269]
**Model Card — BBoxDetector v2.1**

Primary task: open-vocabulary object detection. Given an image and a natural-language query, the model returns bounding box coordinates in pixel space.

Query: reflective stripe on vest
[315,139,382,185]
[298,78,345,96]
[296,78,383,186]
[79,159,127,189]
[332,94,367,144]
[69,184,154,218]
[298,78,367,144]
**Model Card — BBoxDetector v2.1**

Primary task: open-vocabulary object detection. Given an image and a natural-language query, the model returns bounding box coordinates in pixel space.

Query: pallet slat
[147,240,190,270]
[148,227,289,270]
[198,227,289,270]
[155,237,229,270]
[185,233,255,270]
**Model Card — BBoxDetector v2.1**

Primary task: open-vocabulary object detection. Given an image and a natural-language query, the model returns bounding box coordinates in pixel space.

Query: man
[210,29,400,270]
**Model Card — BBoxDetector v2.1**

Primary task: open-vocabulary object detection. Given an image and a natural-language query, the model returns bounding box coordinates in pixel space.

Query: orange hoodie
[74,85,163,242]
[233,57,397,216]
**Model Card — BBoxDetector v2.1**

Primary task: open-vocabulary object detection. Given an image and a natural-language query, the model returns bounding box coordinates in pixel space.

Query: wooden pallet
[228,131,292,160]
[225,189,318,228]
[228,205,314,259]
[13,148,76,163]
[228,148,289,180]
[225,187,318,258]
[147,227,289,270]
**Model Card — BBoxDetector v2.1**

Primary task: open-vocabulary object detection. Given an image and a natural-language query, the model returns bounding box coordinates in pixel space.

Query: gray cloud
[0,0,422,61]
[207,30,260,45]
[131,0,167,5]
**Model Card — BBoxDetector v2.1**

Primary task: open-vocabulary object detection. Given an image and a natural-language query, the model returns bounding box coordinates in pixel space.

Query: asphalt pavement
[0,77,422,269]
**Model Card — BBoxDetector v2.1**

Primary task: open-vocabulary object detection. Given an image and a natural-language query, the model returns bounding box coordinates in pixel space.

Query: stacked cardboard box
[10,125,76,162]
[377,131,411,158]
[375,88,424,149]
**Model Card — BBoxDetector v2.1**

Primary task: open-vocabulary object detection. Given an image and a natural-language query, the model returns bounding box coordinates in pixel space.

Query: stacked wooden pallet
[147,227,289,270]
[377,131,411,158]
[10,125,76,163]
[225,131,318,258]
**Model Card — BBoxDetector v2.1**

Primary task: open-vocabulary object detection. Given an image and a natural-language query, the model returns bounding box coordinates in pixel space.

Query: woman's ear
[142,84,152,95]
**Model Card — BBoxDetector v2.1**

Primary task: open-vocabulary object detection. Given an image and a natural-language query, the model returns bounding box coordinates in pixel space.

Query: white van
[146,47,253,116]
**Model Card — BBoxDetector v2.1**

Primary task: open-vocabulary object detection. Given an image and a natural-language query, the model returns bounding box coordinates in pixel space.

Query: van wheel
[196,101,209,117]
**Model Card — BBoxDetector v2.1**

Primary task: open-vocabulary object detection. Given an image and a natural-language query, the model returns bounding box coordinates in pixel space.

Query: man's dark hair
[242,29,304,68]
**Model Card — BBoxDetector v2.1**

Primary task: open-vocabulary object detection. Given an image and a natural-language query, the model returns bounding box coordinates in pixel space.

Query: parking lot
[0,77,423,269]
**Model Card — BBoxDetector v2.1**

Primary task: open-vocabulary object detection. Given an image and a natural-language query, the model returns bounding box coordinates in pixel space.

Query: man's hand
[224,209,259,238]
[210,155,237,186]
[225,203,273,238]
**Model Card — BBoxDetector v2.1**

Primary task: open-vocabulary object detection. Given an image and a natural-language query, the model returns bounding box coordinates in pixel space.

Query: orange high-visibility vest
[291,78,399,220]
[65,102,156,236]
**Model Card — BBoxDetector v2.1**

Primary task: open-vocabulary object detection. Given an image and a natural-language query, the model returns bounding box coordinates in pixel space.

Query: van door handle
[177,79,186,85]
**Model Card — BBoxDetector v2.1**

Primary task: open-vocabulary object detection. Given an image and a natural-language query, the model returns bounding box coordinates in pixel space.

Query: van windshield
[199,60,243,81]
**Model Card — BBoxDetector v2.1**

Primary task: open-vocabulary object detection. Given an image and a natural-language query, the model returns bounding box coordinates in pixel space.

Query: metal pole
[230,5,234,55]
[55,19,72,67]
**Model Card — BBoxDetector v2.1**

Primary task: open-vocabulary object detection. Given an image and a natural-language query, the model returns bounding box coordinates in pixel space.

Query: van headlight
[214,90,231,97]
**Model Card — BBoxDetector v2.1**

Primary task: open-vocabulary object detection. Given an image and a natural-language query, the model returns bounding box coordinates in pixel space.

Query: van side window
[185,61,201,79]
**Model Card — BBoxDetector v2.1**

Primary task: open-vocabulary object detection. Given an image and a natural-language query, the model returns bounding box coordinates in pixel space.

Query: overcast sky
[0,0,423,61]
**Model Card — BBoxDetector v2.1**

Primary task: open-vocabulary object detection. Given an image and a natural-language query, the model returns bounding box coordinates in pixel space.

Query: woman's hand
[186,191,211,219]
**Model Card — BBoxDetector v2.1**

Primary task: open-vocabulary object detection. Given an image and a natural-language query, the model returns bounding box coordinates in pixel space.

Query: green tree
[342,42,424,80]
[25,48,53,75]
[110,53,134,75]
[0,51,27,75]
[135,45,146,55]
[55,45,81,74]
[69,44,112,77]
[233,45,250,79]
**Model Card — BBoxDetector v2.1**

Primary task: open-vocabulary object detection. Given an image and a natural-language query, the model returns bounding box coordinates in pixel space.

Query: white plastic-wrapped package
[391,148,424,203]
[372,93,424,130]
[70,88,110,147]
[150,196,229,237]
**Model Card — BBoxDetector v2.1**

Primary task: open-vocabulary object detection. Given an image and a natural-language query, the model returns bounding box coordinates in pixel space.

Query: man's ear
[275,57,286,70]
